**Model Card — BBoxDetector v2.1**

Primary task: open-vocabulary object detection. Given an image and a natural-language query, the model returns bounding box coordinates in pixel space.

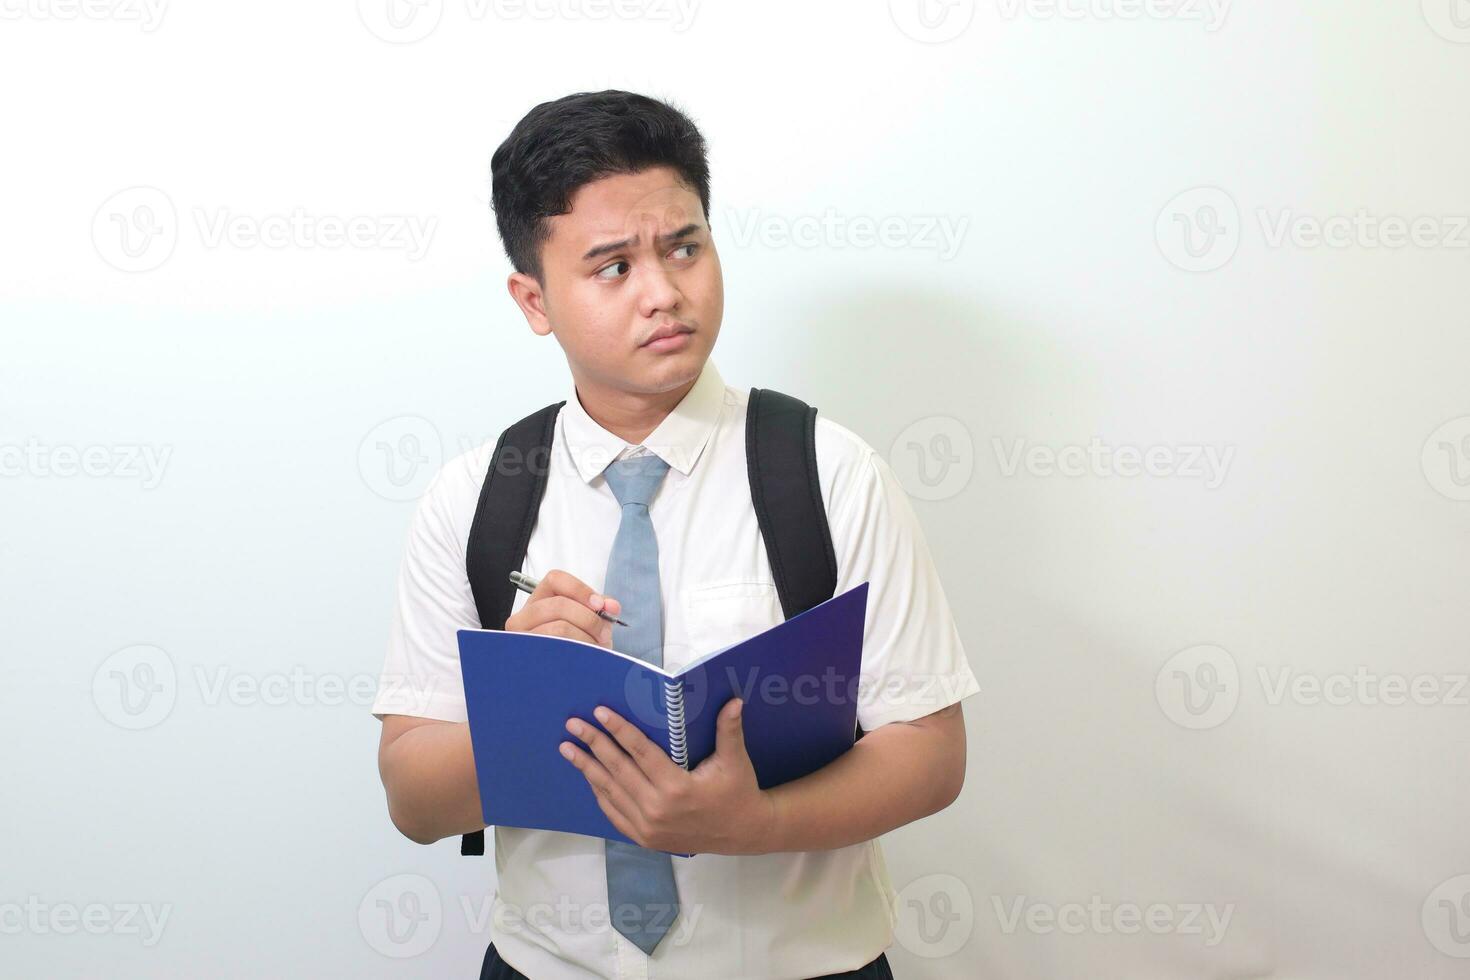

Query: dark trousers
[480,941,895,980]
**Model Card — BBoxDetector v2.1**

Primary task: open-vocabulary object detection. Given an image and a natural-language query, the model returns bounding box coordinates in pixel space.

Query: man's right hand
[504,568,621,648]
[378,569,623,845]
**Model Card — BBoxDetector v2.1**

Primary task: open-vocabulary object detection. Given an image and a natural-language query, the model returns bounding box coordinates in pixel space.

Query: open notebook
[458,580,869,856]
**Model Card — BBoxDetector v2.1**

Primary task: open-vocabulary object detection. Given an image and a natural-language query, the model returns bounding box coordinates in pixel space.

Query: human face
[507,166,723,403]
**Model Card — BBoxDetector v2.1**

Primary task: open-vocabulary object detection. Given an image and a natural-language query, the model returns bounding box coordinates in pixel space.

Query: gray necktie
[600,453,680,955]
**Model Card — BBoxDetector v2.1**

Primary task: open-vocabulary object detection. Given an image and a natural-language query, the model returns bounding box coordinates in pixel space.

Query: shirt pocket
[680,580,784,657]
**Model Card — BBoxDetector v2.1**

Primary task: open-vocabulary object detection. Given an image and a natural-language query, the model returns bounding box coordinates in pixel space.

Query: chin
[637,348,706,388]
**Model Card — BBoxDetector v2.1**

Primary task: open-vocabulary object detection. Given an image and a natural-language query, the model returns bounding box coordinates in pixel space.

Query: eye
[671,243,698,260]
[595,260,630,281]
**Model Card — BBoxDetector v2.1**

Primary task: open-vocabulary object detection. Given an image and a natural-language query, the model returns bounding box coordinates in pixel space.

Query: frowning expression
[511,165,724,397]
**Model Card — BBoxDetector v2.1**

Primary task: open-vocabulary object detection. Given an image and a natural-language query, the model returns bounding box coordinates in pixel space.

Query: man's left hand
[559,697,777,856]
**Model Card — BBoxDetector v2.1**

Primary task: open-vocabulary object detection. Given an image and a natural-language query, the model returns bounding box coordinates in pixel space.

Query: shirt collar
[561,357,725,485]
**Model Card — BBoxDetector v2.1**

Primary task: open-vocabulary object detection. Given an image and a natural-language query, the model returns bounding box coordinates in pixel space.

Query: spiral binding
[664,679,689,770]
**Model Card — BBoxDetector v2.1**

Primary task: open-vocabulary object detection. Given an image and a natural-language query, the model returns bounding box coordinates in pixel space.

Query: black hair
[490,89,711,283]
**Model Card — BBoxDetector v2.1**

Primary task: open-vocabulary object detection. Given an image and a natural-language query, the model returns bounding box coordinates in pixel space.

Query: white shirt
[372,356,980,980]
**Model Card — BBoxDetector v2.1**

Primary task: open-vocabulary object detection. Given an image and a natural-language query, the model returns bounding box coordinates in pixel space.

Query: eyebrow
[580,222,704,263]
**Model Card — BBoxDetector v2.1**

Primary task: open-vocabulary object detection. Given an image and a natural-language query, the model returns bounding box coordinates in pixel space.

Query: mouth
[640,323,694,351]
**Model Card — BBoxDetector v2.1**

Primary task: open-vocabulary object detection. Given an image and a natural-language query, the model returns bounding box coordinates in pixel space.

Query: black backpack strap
[746,388,838,618]
[746,388,863,740]
[459,400,565,855]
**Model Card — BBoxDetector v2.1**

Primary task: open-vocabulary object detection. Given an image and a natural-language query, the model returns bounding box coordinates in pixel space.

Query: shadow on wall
[756,281,1081,587]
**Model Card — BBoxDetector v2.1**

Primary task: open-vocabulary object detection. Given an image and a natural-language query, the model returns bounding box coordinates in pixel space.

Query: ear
[507,271,553,337]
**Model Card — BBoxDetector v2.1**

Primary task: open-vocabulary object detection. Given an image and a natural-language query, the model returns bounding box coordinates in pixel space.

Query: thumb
[715,698,747,757]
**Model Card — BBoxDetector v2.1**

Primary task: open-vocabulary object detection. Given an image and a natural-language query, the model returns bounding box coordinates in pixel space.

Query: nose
[635,255,683,320]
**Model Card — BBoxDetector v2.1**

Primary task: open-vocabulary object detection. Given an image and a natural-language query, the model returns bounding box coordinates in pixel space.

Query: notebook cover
[457,580,869,854]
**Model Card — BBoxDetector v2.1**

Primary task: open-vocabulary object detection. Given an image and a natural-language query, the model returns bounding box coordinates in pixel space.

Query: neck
[572,371,699,446]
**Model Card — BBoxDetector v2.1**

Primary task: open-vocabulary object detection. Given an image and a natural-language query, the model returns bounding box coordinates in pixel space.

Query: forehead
[547,167,703,249]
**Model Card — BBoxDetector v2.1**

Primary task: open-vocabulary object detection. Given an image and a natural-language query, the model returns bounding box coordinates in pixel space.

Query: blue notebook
[458,580,870,856]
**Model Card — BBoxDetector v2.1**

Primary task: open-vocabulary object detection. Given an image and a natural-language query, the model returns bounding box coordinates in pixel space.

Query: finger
[585,781,644,846]
[560,739,645,830]
[519,596,612,646]
[707,698,748,765]
[534,567,593,602]
[543,595,614,645]
[567,716,656,798]
[507,578,586,634]
[593,706,684,786]
[540,568,620,620]
[531,621,605,646]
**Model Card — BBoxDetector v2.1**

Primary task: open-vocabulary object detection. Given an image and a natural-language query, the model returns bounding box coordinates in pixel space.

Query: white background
[3,1,1469,977]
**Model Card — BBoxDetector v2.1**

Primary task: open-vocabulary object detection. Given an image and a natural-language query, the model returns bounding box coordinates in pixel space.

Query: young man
[372,90,980,980]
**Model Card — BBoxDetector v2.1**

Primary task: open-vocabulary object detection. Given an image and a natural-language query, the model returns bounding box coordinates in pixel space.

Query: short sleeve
[826,442,981,731]
[369,460,481,722]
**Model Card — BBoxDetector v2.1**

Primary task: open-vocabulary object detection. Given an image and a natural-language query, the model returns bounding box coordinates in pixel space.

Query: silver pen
[508,570,630,627]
